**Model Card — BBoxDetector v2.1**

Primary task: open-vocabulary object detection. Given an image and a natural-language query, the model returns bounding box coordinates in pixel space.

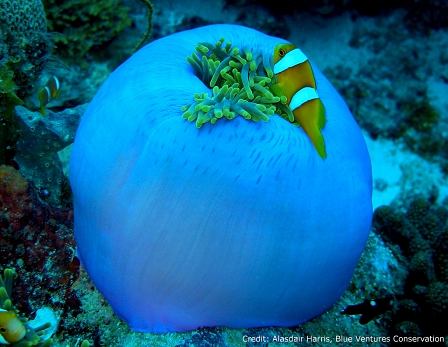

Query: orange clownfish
[38,76,60,116]
[0,309,26,344]
[271,44,327,159]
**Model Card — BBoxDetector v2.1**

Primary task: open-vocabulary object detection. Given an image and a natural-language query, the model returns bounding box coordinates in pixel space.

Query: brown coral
[0,0,47,39]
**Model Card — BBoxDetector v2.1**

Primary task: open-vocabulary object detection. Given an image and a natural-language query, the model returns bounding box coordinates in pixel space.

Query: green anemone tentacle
[182,38,300,128]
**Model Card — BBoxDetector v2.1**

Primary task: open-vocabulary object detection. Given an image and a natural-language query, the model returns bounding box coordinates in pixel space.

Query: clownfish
[0,309,26,344]
[271,44,327,159]
[38,76,60,116]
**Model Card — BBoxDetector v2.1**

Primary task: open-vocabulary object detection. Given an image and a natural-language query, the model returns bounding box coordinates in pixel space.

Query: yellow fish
[0,309,26,344]
[271,43,327,159]
[38,76,60,117]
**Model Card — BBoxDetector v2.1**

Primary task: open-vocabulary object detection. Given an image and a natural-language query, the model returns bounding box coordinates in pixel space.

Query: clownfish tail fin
[314,100,327,159]
[40,104,46,117]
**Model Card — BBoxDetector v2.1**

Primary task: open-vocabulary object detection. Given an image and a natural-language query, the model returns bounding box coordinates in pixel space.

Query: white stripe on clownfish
[54,75,60,90]
[273,48,308,74]
[43,86,51,101]
[289,86,319,111]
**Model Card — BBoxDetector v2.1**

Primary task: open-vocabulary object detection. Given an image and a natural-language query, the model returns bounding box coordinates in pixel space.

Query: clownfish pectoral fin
[270,83,287,104]
[293,98,327,159]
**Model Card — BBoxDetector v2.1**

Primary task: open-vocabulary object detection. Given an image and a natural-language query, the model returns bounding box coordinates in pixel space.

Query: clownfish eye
[279,49,286,57]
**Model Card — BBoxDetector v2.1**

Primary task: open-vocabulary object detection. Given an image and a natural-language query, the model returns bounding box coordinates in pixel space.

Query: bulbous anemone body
[70,25,372,333]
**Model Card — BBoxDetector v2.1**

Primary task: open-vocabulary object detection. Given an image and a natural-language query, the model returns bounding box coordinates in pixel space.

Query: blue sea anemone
[70,24,372,333]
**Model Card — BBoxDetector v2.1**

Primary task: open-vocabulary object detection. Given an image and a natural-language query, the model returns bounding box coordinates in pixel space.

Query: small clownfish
[271,44,327,159]
[38,76,60,116]
[0,309,26,344]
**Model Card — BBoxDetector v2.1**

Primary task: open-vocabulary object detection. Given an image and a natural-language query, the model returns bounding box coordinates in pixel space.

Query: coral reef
[0,0,51,165]
[0,164,76,284]
[0,165,97,344]
[1,268,89,346]
[0,66,22,165]
[0,67,23,118]
[0,0,49,100]
[402,98,446,159]
[43,0,131,66]
[13,104,86,205]
[331,13,434,139]
[402,97,439,133]
[224,0,448,20]
[350,231,408,299]
[405,0,448,30]
[434,231,448,283]
[326,12,448,172]
[372,199,448,338]
[0,0,445,344]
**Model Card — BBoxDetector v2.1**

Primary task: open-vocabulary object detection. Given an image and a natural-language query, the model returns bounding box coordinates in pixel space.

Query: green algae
[43,0,132,66]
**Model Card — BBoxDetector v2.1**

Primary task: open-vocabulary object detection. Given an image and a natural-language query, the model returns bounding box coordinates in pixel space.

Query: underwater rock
[70,24,372,333]
[14,104,86,205]
[0,163,75,268]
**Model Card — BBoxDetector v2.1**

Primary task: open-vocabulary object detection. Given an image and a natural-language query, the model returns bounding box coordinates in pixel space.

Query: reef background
[1,0,447,346]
